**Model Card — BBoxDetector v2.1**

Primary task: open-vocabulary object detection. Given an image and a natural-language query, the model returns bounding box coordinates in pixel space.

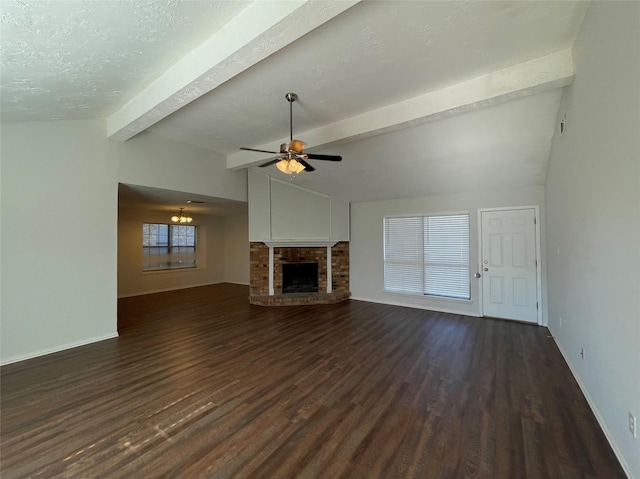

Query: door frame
[477,205,543,326]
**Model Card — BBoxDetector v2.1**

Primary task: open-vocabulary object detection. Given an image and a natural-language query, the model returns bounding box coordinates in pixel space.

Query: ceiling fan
[240,92,342,174]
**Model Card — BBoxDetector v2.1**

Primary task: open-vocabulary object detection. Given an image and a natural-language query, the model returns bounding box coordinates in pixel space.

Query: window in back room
[142,223,196,271]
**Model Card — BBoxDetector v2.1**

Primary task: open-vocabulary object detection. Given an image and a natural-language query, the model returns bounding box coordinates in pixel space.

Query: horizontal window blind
[384,214,470,300]
[384,216,423,294]
[142,223,196,271]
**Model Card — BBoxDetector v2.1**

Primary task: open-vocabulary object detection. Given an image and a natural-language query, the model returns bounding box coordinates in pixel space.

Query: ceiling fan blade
[258,158,282,167]
[305,153,342,162]
[240,147,280,154]
[298,159,315,172]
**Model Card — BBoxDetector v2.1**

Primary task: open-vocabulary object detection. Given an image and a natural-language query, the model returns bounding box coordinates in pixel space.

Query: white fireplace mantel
[263,240,338,248]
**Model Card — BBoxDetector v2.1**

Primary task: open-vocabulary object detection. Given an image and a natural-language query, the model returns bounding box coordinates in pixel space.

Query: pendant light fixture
[170,207,193,223]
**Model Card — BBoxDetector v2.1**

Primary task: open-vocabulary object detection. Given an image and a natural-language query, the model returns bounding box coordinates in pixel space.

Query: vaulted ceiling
[1,0,590,205]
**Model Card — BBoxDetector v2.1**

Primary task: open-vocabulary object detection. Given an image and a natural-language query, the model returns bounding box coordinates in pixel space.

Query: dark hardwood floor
[1,283,625,478]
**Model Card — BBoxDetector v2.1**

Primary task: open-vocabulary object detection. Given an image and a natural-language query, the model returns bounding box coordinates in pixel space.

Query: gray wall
[1,120,118,363]
[545,2,640,476]
[224,212,250,285]
[117,130,247,202]
[1,121,249,364]
[350,186,547,318]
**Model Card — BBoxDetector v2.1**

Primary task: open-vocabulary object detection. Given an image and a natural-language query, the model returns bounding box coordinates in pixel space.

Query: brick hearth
[249,242,350,306]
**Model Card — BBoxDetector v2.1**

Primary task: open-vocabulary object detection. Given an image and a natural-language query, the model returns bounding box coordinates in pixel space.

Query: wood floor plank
[0,283,626,479]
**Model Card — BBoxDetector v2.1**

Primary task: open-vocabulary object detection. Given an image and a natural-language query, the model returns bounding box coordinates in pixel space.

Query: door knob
[474,273,481,278]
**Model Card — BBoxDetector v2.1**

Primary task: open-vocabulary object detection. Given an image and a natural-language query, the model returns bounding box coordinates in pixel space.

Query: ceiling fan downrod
[285,92,298,145]
[284,93,304,154]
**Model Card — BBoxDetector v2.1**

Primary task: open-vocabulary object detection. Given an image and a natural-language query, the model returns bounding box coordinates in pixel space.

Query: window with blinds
[142,223,196,271]
[383,213,470,300]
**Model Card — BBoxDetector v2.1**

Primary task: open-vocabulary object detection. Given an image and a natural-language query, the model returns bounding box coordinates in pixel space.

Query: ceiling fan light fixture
[240,92,342,172]
[276,159,305,175]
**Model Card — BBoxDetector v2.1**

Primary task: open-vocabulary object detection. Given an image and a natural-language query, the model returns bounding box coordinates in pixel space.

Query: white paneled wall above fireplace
[248,170,349,243]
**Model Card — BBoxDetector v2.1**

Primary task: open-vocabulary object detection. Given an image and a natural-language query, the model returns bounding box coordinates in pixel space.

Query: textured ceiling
[0,0,591,204]
[148,0,587,154]
[0,0,250,121]
[288,90,563,202]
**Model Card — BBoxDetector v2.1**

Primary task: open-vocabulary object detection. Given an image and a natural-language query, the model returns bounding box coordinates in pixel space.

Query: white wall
[223,212,249,285]
[117,130,247,202]
[248,170,271,241]
[1,120,118,364]
[545,2,640,477]
[117,207,226,297]
[350,186,546,318]
[270,179,330,239]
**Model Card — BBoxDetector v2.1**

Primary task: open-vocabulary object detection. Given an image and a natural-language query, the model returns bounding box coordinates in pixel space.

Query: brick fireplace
[249,241,350,306]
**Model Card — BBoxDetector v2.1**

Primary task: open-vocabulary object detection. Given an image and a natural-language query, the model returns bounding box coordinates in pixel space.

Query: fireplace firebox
[282,263,318,294]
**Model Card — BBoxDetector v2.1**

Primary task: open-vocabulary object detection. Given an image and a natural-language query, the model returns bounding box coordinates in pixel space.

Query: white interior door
[481,208,538,323]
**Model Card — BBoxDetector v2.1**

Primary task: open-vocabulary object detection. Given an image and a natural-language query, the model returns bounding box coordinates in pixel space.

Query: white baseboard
[349,295,482,318]
[549,328,633,479]
[1,332,119,367]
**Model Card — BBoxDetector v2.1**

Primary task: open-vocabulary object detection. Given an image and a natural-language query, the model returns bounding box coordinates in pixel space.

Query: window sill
[142,267,198,275]
[383,289,473,304]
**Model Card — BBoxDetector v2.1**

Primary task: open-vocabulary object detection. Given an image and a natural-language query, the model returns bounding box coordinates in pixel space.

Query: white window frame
[383,212,471,301]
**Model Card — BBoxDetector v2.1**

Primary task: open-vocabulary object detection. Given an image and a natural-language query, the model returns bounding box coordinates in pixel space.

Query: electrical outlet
[559,316,562,328]
[630,412,637,438]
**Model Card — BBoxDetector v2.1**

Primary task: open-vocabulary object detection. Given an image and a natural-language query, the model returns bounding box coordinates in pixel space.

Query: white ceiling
[1,0,590,207]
